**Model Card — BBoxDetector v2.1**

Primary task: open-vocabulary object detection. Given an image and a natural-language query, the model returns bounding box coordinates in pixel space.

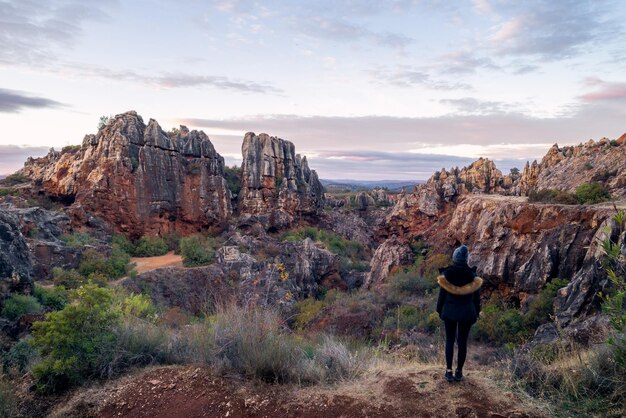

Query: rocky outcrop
[239,132,324,229]
[0,205,97,282]
[554,216,625,326]
[365,237,414,288]
[21,112,232,237]
[427,196,612,295]
[519,138,626,198]
[0,209,33,299]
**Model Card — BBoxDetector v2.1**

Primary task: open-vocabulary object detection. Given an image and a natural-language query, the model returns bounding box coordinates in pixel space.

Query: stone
[20,111,232,237]
[239,132,324,230]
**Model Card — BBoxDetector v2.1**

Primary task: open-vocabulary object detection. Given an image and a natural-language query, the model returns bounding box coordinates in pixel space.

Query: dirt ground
[47,364,548,418]
[131,252,183,274]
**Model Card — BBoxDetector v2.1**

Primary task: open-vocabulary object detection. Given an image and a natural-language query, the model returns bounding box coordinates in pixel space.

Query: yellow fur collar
[437,275,483,295]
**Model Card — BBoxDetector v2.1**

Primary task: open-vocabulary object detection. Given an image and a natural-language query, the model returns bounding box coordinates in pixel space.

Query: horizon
[1,0,625,179]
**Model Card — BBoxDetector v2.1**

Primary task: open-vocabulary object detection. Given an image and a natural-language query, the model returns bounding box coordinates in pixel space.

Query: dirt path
[49,365,547,418]
[131,252,183,274]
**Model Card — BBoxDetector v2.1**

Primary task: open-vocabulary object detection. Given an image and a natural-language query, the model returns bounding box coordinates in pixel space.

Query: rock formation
[364,237,414,288]
[239,132,324,229]
[21,111,232,237]
[519,138,626,198]
[0,209,33,298]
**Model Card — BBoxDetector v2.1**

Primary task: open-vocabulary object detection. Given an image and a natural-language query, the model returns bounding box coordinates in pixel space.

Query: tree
[97,115,110,130]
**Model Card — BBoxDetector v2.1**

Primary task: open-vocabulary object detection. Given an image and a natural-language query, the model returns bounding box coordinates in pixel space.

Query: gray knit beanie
[452,245,469,265]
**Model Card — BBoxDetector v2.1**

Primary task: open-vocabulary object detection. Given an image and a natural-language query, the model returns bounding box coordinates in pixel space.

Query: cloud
[579,78,626,102]
[438,50,500,74]
[180,98,625,175]
[298,17,413,49]
[368,66,472,90]
[439,97,520,115]
[47,64,281,94]
[0,88,65,113]
[0,145,49,175]
[486,0,620,60]
[0,0,115,66]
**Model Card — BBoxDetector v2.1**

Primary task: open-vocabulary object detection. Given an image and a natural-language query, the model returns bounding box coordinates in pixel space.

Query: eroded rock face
[427,196,612,294]
[0,209,32,298]
[365,237,414,288]
[519,139,626,198]
[239,132,324,229]
[555,217,625,326]
[21,112,232,237]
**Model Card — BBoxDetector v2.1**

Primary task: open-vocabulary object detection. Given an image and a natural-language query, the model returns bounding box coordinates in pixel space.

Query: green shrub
[0,173,29,186]
[525,278,569,328]
[386,267,437,296]
[2,337,37,374]
[34,285,68,310]
[180,235,215,267]
[61,145,81,154]
[1,294,42,320]
[133,236,168,257]
[574,182,611,204]
[112,234,135,255]
[473,303,529,345]
[60,232,94,248]
[163,232,181,252]
[120,293,156,319]
[0,188,17,197]
[31,284,120,392]
[52,268,85,289]
[293,297,327,330]
[528,189,578,204]
[79,246,129,279]
[224,165,242,196]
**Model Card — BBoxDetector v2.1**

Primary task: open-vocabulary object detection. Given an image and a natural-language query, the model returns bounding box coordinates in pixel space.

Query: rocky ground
[47,364,546,418]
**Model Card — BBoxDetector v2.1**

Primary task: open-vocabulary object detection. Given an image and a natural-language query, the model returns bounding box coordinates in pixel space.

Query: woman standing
[436,245,482,382]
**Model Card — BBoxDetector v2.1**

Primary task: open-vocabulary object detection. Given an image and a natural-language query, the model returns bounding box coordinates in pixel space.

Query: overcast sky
[1,0,625,179]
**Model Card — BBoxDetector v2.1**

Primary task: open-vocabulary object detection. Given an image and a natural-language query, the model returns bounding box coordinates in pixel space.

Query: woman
[436,245,482,382]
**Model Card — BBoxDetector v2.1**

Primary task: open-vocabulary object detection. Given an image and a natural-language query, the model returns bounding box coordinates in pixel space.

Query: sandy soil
[48,365,548,418]
[131,252,183,274]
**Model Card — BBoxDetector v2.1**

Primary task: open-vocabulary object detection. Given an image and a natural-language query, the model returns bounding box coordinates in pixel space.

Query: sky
[0,0,625,179]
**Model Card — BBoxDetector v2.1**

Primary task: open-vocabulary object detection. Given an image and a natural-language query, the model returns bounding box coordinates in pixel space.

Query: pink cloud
[579,80,626,102]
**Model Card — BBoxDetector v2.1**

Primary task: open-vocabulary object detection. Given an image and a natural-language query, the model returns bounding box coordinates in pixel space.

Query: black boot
[454,369,464,381]
[445,370,454,382]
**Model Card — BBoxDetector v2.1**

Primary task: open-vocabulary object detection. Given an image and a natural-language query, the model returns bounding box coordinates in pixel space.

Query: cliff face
[239,132,324,229]
[21,112,232,237]
[519,137,626,198]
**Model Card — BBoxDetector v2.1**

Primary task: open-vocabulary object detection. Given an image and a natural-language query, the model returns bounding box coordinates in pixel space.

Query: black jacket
[436,263,482,323]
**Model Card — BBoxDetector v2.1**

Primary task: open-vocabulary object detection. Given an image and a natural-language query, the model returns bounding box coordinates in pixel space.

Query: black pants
[444,320,472,371]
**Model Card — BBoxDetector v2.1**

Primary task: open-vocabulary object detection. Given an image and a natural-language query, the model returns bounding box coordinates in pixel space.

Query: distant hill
[321,179,423,192]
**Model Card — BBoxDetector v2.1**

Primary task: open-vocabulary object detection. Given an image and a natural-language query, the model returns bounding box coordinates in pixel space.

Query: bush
[574,182,611,204]
[52,268,85,289]
[224,165,242,196]
[528,189,578,205]
[0,173,29,186]
[31,284,120,392]
[386,267,438,296]
[180,235,215,267]
[2,337,37,374]
[206,305,369,383]
[133,236,168,257]
[60,232,94,248]
[1,294,42,320]
[112,234,135,255]
[34,285,69,310]
[525,278,568,328]
[119,293,156,319]
[79,246,130,279]
[473,303,529,345]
